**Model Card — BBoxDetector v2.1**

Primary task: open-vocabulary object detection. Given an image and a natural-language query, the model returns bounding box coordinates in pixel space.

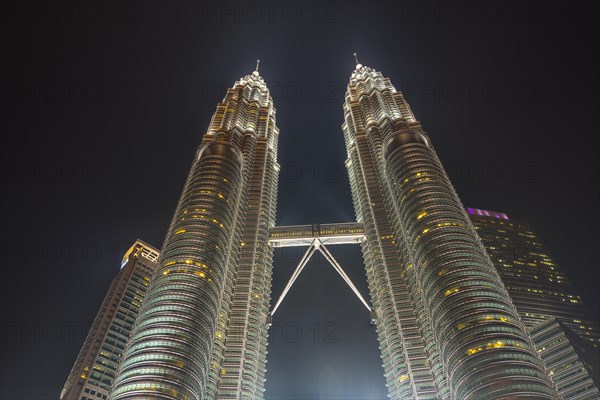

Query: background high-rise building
[531,318,599,399]
[110,67,279,399]
[60,240,160,400]
[467,207,599,346]
[467,207,600,398]
[342,61,558,399]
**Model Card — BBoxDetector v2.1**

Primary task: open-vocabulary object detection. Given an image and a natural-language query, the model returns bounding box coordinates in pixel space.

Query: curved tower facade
[110,68,279,399]
[342,62,558,399]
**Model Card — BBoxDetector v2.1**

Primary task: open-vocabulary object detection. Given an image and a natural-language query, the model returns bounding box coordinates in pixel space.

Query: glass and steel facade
[342,63,558,399]
[109,69,279,399]
[61,240,160,400]
[468,208,600,398]
[468,208,599,347]
[63,61,597,399]
[531,318,599,399]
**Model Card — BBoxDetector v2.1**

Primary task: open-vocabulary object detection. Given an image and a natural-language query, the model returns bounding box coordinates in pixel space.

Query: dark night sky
[1,1,598,399]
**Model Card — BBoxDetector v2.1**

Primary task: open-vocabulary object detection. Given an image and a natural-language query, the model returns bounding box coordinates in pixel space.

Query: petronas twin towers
[107,60,559,399]
[111,68,278,399]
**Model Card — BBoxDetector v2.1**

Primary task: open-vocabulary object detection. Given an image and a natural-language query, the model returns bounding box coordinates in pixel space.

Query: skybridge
[269,222,366,247]
[267,222,375,322]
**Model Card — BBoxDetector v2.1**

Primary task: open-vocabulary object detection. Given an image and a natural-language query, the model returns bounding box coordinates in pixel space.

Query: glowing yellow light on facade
[467,347,480,356]
[175,229,186,235]
[217,193,224,199]
[80,373,87,379]
[422,228,430,234]
[444,288,459,296]
[467,341,505,356]
[399,374,409,382]
[417,211,427,220]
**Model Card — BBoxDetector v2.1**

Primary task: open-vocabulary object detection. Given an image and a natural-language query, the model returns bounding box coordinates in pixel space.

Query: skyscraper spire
[353,52,362,69]
[255,58,260,72]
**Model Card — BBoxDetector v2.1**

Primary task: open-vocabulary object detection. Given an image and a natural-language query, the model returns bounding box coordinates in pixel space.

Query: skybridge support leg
[271,239,318,317]
[269,238,373,324]
[316,240,372,313]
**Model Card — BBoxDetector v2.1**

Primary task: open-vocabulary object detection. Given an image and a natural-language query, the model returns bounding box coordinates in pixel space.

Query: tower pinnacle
[253,59,260,75]
[353,52,362,69]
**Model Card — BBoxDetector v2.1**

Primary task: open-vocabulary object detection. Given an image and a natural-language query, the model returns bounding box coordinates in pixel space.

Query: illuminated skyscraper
[61,240,160,400]
[467,207,600,398]
[99,60,574,400]
[110,65,279,399]
[531,318,599,399]
[467,207,599,347]
[342,60,558,399]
